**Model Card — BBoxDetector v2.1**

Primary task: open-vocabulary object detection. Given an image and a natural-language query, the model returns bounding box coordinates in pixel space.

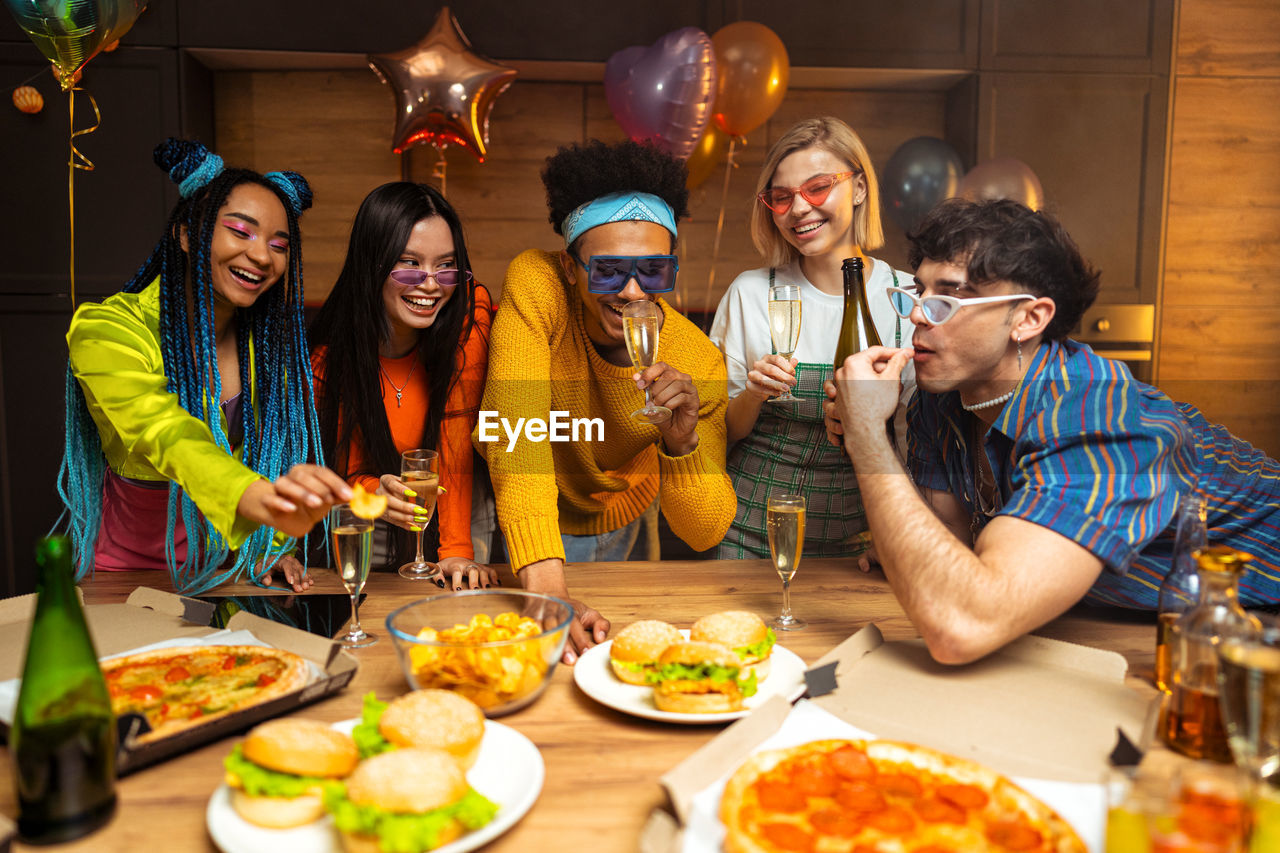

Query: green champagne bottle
[11,535,117,843]
[832,256,881,374]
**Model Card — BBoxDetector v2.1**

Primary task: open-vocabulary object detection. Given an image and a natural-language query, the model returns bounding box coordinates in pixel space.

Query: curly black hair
[541,139,690,244]
[907,198,1100,341]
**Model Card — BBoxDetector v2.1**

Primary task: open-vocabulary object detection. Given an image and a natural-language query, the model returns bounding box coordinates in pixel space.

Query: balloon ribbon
[702,136,741,325]
[432,147,448,198]
[67,85,101,308]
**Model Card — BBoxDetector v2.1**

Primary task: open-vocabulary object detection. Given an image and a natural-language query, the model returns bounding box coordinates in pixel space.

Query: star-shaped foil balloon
[368,6,517,162]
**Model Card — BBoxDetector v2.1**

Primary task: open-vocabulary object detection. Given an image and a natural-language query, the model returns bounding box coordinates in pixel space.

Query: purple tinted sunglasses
[388,268,473,288]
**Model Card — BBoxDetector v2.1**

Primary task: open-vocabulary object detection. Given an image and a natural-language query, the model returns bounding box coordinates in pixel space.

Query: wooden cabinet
[975,71,1169,305]
[0,45,180,595]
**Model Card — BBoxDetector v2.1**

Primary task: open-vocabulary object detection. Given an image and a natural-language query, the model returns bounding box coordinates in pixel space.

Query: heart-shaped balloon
[605,27,717,161]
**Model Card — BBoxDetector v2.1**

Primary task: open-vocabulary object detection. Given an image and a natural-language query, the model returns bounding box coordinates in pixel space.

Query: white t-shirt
[710,257,912,398]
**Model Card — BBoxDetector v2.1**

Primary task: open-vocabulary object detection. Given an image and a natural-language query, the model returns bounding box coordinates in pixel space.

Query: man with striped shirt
[823,199,1280,664]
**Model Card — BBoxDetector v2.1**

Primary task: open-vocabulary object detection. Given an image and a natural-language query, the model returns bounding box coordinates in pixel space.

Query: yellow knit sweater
[476,249,735,570]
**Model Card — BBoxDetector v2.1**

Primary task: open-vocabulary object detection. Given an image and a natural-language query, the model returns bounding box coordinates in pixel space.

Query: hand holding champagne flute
[768,283,801,402]
[767,493,806,630]
[623,300,671,424]
[398,449,440,580]
[330,504,376,647]
[1218,615,1280,800]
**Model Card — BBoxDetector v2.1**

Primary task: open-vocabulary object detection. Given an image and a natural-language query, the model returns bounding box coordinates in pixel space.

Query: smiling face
[380,216,458,348]
[205,183,291,311]
[560,219,672,357]
[907,258,1029,397]
[769,146,865,261]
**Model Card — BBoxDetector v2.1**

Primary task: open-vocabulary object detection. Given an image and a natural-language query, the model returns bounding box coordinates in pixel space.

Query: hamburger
[647,641,758,714]
[609,620,683,685]
[352,689,485,769]
[690,610,775,683]
[325,747,498,853]
[223,718,359,828]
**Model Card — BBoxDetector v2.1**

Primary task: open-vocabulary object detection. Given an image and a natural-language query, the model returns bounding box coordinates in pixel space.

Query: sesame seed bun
[690,610,772,682]
[241,718,359,778]
[339,748,468,852]
[609,620,682,685]
[230,719,358,828]
[379,689,485,770]
[651,641,745,714]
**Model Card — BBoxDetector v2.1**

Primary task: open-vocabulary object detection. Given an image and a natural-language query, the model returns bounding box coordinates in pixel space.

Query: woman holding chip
[59,138,351,594]
[310,182,496,591]
[710,117,912,562]
[478,139,736,663]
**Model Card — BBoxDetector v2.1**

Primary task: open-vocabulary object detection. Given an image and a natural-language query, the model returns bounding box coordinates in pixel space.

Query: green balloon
[3,0,147,89]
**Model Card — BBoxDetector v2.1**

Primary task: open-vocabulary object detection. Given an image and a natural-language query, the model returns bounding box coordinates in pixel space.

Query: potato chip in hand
[349,483,388,520]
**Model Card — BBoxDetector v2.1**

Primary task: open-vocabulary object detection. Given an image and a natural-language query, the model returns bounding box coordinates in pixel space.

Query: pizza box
[646,623,1154,853]
[0,586,358,775]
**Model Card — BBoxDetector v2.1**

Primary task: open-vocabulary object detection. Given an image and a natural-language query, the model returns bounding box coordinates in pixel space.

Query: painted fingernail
[434,579,445,588]
[404,487,417,498]
[414,508,429,517]
[484,583,490,588]
[454,585,463,592]
[409,525,422,532]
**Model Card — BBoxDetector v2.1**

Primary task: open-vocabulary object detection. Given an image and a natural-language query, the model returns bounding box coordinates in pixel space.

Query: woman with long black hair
[310,182,494,589]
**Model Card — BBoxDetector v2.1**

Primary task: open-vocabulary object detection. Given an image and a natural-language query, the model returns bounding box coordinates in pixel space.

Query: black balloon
[880,136,964,232]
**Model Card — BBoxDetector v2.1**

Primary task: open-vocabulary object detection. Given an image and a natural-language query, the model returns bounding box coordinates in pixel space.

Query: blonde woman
[710,117,912,560]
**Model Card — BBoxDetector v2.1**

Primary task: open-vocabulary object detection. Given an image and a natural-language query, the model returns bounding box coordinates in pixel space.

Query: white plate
[207,718,543,853]
[573,632,807,724]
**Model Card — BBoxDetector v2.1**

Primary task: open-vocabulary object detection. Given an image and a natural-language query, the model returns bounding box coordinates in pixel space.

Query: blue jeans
[561,516,641,563]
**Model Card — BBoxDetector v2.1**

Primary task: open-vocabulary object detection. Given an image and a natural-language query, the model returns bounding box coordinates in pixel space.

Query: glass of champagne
[622,300,671,424]
[1218,615,1280,800]
[766,493,806,630]
[330,504,376,647]
[768,283,801,402]
[398,449,441,580]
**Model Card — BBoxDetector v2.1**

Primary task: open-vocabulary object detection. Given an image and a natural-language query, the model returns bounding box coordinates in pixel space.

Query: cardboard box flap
[660,695,793,824]
[813,629,1149,784]
[0,588,84,628]
[226,609,344,668]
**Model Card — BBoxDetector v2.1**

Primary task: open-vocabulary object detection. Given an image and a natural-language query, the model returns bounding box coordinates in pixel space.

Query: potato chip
[349,482,388,520]
[409,611,550,708]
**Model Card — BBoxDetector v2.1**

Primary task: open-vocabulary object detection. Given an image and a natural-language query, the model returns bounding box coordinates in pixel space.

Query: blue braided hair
[57,138,323,593]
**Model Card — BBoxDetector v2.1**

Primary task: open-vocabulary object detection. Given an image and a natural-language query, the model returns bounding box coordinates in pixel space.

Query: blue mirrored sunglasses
[574,254,678,294]
[388,268,473,288]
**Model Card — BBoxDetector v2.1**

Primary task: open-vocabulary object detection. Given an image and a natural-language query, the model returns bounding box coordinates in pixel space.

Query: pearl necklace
[961,389,1015,412]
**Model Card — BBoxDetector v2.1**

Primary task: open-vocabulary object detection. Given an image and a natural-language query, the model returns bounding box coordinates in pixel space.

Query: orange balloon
[685,124,729,189]
[710,22,789,137]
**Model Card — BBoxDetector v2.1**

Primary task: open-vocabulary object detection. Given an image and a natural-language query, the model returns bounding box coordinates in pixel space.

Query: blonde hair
[750,117,884,268]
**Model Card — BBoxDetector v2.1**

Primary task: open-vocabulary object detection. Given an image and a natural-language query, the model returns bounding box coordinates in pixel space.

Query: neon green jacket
[67,278,263,549]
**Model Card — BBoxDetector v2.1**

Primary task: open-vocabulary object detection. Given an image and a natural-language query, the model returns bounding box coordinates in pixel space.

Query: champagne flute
[622,300,671,425]
[766,493,806,630]
[398,449,441,580]
[768,283,802,402]
[330,504,376,647]
[1218,615,1280,805]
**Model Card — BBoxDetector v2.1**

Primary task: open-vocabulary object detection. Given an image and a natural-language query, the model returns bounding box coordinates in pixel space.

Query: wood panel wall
[212,71,947,319]
[1157,0,1280,455]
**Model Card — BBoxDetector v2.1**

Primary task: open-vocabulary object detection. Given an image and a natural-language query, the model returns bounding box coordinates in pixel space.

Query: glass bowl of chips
[385,590,574,716]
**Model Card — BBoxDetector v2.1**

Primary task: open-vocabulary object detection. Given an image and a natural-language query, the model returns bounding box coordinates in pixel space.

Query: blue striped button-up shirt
[907,339,1280,608]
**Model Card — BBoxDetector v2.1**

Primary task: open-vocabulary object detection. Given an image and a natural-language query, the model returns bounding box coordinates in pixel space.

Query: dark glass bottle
[11,535,117,843]
[832,256,881,373]
[1155,493,1207,692]
[833,256,892,452]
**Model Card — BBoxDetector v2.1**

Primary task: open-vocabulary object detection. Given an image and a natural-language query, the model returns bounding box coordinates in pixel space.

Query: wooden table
[0,559,1160,851]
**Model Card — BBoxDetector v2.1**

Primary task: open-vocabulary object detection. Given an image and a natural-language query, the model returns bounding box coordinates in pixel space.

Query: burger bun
[609,620,682,685]
[380,689,485,769]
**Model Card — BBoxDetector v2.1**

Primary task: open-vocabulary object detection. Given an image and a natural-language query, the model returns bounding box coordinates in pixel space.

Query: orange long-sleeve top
[313,287,491,560]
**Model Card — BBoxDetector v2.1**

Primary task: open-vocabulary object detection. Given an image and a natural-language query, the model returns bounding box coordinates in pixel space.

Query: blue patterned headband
[178,153,223,198]
[561,192,678,248]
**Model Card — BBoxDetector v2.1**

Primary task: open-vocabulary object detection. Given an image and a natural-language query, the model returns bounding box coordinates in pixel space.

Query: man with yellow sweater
[478,140,736,662]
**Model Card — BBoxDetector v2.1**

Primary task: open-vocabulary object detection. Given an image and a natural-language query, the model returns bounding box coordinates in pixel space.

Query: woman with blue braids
[59,138,351,594]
